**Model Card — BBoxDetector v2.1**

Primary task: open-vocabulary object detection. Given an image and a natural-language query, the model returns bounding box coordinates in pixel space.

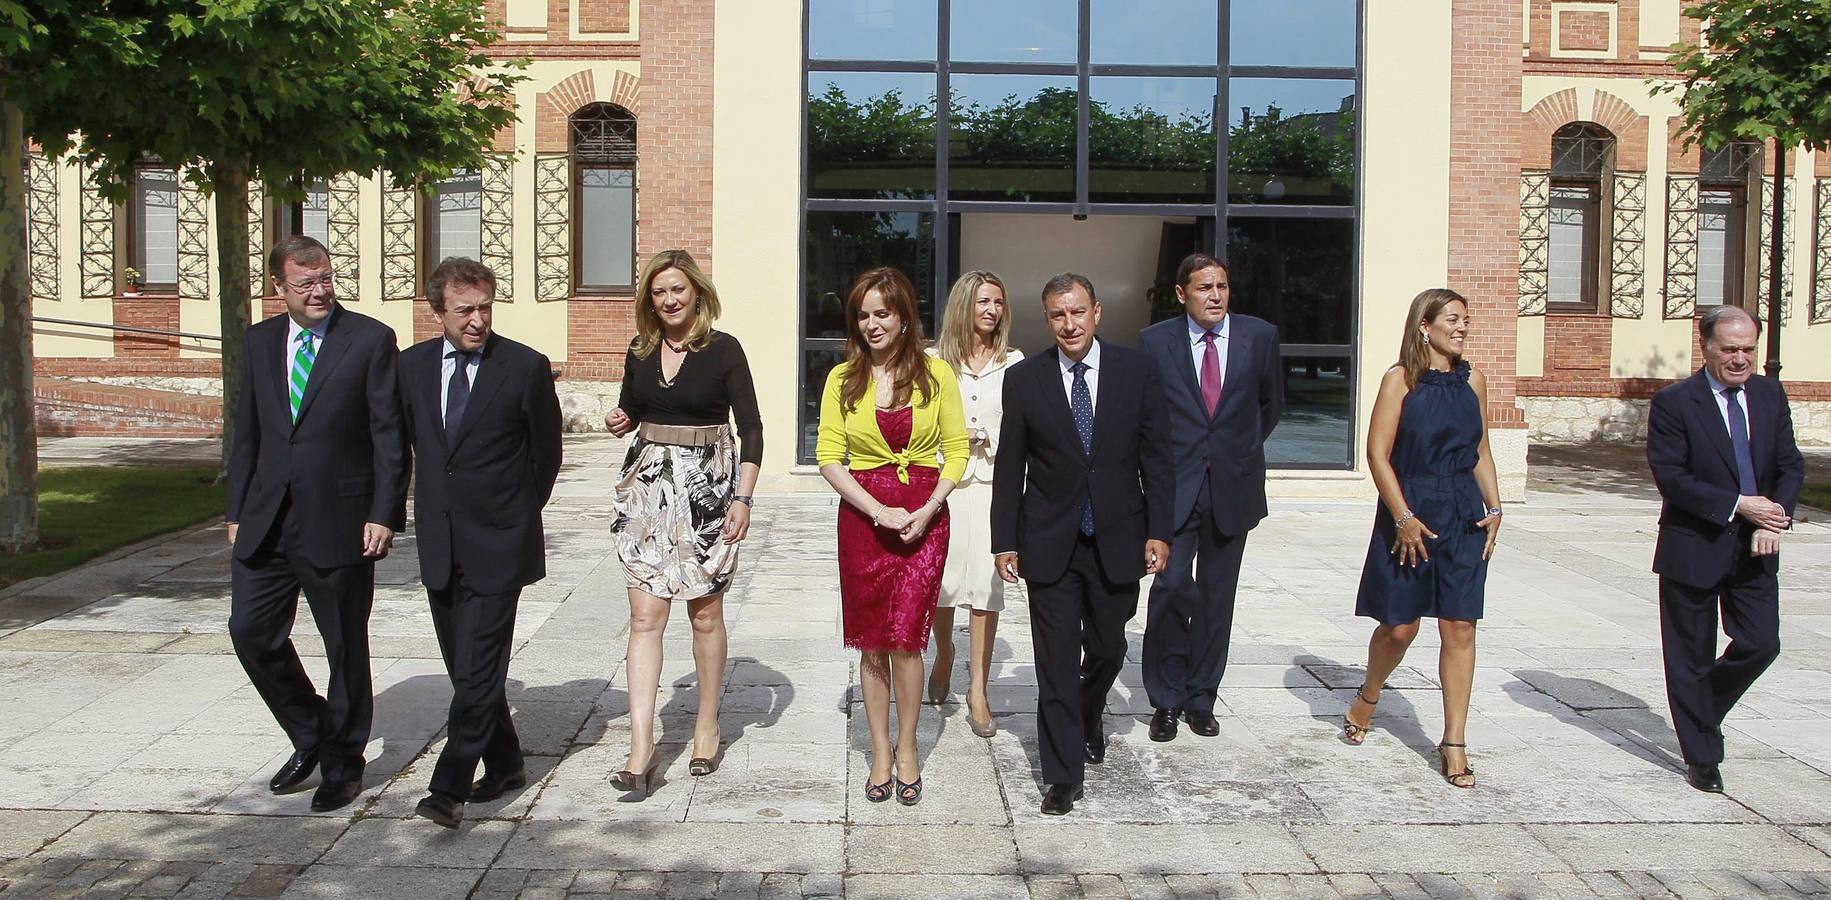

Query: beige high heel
[1341,688,1377,745]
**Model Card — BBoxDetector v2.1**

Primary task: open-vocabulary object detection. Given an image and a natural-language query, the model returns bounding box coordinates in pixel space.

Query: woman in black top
[606,249,762,794]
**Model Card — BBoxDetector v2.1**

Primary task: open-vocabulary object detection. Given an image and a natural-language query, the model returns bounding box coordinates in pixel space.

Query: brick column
[113,294,182,358]
[1449,0,1526,430]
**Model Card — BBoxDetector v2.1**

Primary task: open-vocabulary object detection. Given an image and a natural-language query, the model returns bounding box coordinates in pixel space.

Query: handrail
[32,316,223,343]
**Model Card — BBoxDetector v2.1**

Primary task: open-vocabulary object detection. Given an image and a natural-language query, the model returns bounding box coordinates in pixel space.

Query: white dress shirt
[283,315,331,386]
[1703,368,1754,520]
[439,337,484,423]
[1057,339,1102,416]
[1186,312,1230,395]
[930,347,1024,485]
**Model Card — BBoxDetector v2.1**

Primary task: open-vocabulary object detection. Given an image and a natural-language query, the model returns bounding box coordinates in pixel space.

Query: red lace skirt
[837,464,950,654]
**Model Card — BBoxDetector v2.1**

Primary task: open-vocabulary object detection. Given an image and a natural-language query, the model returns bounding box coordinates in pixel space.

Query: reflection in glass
[808,73,937,200]
[430,170,483,265]
[1230,0,1356,68]
[579,168,636,287]
[803,211,936,341]
[1227,79,1355,205]
[1090,77,1216,204]
[949,75,1077,203]
[1265,354,1353,466]
[808,0,936,61]
[1092,0,1217,66]
[1226,217,1353,346]
[950,0,1075,63]
[134,167,180,286]
[801,343,849,461]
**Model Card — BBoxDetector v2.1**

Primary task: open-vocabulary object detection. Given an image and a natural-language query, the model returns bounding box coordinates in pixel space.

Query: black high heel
[1437,742,1476,788]
[864,777,892,802]
[895,775,923,806]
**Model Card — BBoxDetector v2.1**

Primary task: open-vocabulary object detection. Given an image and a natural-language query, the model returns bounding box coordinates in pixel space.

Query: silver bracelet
[1394,510,1415,529]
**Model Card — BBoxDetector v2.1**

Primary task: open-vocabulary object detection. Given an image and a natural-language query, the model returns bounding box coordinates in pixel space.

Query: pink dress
[836,407,950,653]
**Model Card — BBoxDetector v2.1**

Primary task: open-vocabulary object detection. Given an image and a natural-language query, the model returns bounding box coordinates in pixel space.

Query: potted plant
[122,266,145,296]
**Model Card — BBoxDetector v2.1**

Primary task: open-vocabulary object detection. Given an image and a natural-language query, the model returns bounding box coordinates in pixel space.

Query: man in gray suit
[1137,252,1283,742]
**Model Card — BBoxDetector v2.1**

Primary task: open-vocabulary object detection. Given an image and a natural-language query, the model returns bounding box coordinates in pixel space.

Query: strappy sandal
[895,775,923,806]
[863,777,893,802]
[1437,742,1476,788]
[1341,688,1378,745]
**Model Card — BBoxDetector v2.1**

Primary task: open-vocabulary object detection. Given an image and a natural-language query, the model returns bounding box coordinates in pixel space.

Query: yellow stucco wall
[30,158,113,359]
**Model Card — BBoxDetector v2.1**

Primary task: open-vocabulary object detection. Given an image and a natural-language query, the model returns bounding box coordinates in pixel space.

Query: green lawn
[0,466,224,588]
[1803,483,1831,515]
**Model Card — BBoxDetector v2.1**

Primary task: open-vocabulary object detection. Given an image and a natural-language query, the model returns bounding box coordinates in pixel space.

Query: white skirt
[938,480,1004,612]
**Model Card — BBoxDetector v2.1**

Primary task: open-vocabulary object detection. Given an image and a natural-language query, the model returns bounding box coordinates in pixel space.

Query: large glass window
[573,102,638,291]
[130,165,180,292]
[1696,142,1755,311]
[279,180,331,245]
[1546,122,1614,312]
[426,169,482,270]
[802,1,1360,467]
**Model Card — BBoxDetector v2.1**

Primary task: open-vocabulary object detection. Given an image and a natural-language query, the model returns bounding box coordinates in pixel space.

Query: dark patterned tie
[445,350,474,443]
[1071,361,1094,536]
[1200,330,1221,416]
[1725,386,1758,495]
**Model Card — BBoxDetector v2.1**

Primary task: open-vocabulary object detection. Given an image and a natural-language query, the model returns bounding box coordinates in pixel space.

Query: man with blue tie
[991,273,1172,815]
[225,236,408,812]
[1137,253,1283,742]
[1647,305,1802,793]
[397,258,562,827]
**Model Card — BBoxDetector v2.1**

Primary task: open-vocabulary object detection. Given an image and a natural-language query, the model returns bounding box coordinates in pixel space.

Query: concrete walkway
[1,436,1829,898]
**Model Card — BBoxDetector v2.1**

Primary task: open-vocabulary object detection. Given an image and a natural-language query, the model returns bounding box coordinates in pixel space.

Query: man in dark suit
[1136,253,1283,742]
[225,235,408,812]
[1647,305,1802,793]
[992,273,1173,816]
[397,258,563,828]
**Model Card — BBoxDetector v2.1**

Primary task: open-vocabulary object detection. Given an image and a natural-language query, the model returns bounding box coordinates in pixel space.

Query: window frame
[1696,141,1758,313]
[127,162,181,295]
[421,168,485,285]
[1545,122,1615,314]
[570,102,639,295]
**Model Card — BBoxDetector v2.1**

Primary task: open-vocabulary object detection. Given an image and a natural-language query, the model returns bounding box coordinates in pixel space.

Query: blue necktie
[446,350,475,443]
[1071,361,1094,536]
[1725,386,1758,496]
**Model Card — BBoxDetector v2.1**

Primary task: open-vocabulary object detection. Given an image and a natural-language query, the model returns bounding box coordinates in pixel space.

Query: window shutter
[328,173,362,288]
[1663,176,1698,320]
[1814,179,1831,325]
[481,153,515,300]
[176,180,211,302]
[27,153,59,302]
[536,153,571,302]
[80,166,115,299]
[1518,172,1550,316]
[1608,172,1645,318]
[1757,178,1794,322]
[382,175,419,301]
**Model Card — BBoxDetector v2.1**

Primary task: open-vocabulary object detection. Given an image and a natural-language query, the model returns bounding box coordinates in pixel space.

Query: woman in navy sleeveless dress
[1341,289,1503,789]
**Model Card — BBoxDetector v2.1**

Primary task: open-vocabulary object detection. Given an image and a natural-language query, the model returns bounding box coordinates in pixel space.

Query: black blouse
[619,330,764,466]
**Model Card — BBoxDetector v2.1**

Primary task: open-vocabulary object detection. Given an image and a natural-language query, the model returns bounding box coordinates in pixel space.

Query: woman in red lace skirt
[817,268,969,807]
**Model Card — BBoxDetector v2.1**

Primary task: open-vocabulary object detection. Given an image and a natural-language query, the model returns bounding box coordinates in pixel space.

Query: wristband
[731,495,753,507]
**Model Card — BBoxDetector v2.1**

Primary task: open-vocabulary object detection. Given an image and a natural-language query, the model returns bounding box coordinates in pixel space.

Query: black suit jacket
[226,306,408,568]
[1137,313,1284,536]
[1647,369,1804,589]
[399,333,564,595]
[990,339,1175,585]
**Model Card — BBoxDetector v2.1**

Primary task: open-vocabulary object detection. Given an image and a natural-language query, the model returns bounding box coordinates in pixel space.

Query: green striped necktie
[289,331,316,423]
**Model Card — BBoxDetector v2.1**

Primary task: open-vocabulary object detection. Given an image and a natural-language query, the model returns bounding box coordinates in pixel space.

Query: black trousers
[426,568,524,801]
[1027,534,1139,786]
[1659,556,1781,766]
[1143,478,1248,714]
[228,500,374,782]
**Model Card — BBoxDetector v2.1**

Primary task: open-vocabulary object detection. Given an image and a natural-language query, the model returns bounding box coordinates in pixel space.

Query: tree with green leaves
[7,0,524,517]
[1658,0,1831,376]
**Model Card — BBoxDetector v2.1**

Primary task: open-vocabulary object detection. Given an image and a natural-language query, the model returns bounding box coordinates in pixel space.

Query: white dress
[931,348,1023,612]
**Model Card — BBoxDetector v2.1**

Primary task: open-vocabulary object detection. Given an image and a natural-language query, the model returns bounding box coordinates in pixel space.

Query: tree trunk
[212,161,252,482]
[0,96,40,553]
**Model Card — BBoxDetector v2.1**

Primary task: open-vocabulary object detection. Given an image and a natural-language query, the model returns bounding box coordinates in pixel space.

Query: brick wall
[1557,10,1611,51]
[1450,0,1526,428]
[112,295,182,358]
[33,377,222,437]
[1520,313,1611,394]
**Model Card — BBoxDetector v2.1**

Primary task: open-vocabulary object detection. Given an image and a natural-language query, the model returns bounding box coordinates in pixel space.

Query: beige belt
[637,422,727,447]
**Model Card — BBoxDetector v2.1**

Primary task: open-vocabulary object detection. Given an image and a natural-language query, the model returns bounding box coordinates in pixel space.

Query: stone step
[33,377,222,438]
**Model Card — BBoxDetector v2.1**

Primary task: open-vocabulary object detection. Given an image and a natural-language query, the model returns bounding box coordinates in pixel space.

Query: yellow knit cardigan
[815,355,969,484]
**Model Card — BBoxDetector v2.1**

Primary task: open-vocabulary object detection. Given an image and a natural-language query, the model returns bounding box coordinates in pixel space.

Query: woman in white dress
[926,270,1022,737]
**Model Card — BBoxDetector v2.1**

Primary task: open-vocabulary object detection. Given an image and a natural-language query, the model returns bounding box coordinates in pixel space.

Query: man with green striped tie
[225,235,409,813]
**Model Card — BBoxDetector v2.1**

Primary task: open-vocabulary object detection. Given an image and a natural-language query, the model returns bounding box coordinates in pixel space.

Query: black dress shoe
[1041,782,1084,816]
[415,793,461,829]
[269,748,319,794]
[1149,708,1180,743]
[1685,763,1724,793]
[469,767,529,803]
[1184,709,1220,737]
[1084,735,1107,765]
[310,778,363,812]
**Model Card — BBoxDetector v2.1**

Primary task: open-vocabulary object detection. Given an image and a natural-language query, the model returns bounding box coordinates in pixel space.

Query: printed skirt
[612,423,738,600]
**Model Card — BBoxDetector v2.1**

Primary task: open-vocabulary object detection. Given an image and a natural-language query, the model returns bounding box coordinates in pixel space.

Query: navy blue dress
[1355,361,1488,624]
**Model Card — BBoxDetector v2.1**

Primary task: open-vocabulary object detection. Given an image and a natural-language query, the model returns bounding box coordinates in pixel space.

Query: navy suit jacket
[990,339,1175,585]
[399,333,564,595]
[1647,369,1804,589]
[225,306,408,568]
[1137,313,1284,536]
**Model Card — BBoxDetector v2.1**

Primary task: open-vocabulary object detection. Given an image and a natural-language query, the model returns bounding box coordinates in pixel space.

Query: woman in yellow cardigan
[817,267,969,807]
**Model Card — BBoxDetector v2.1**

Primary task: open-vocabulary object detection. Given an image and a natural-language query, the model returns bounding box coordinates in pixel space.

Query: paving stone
[317,819,515,870]
[1324,873,1383,899]
[1075,873,1126,899]
[756,873,800,900]
[40,815,346,866]
[716,871,764,898]
[844,874,1030,899]
[663,871,721,897]
[274,865,480,899]
[1410,874,1471,899]
[846,825,1018,874]
[498,823,842,873]
[1024,874,1079,900]
[1294,824,1568,874]
[1527,824,1831,872]
[1118,874,1175,900]
[1161,873,1252,898]
[798,872,841,897]
[1014,825,1311,875]
[569,870,617,892]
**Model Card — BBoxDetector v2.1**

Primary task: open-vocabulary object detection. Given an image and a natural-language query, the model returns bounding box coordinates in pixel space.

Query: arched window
[572,102,637,292]
[1696,142,1757,310]
[1548,123,1615,311]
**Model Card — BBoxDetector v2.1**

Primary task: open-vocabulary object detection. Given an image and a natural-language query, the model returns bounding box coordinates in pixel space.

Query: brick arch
[536,70,644,154]
[1590,90,1648,171]
[1521,89,1578,167]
